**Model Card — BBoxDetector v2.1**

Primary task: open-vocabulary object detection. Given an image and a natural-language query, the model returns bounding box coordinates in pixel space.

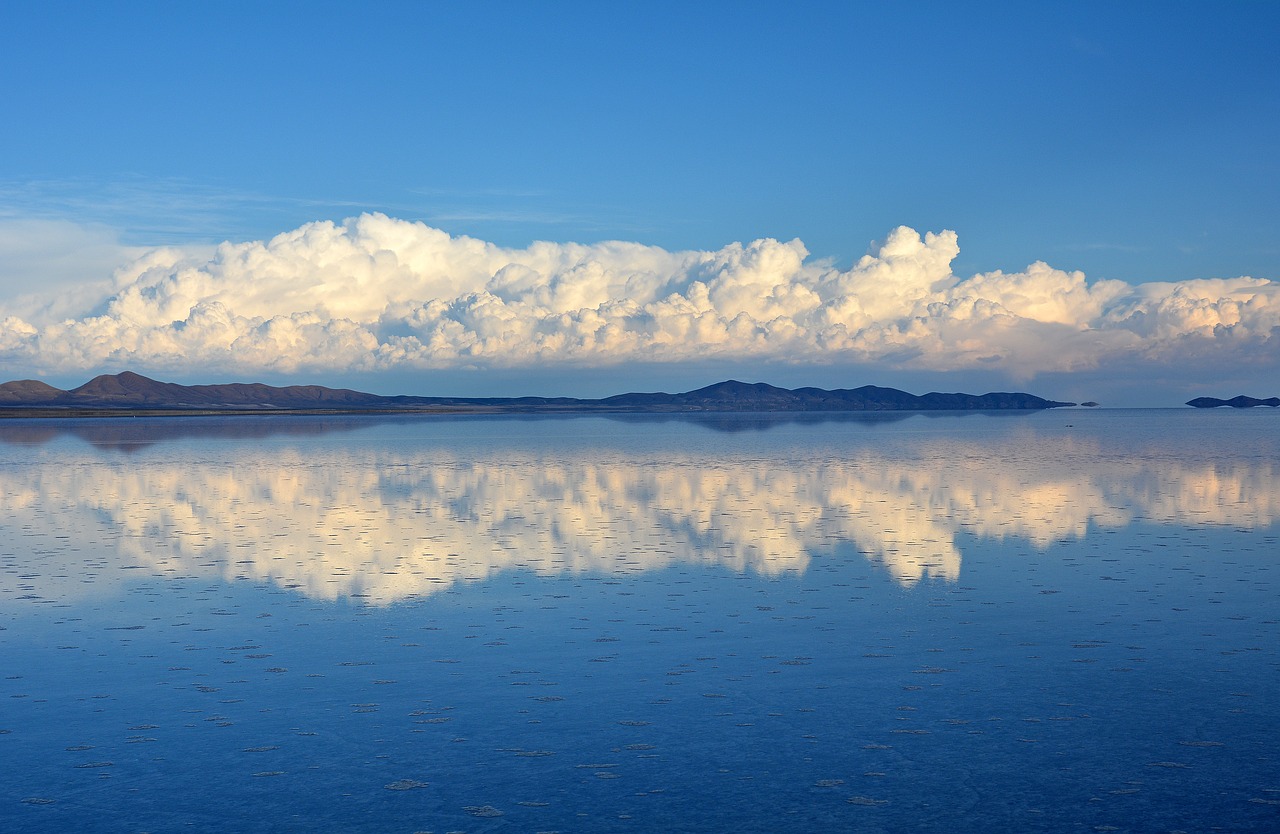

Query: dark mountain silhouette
[0,372,1075,414]
[599,379,1072,411]
[67,371,388,407]
[1186,395,1280,408]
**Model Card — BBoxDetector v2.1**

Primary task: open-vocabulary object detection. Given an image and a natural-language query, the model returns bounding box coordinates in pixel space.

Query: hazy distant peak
[1187,395,1280,408]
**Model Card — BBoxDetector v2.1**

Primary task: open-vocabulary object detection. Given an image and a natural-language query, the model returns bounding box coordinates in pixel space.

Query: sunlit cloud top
[1,213,1275,385]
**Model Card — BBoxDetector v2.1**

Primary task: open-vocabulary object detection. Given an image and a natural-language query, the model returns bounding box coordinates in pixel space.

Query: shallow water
[1,409,1277,832]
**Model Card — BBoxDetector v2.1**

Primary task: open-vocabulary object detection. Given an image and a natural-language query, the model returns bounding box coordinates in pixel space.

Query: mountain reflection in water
[2,413,1275,606]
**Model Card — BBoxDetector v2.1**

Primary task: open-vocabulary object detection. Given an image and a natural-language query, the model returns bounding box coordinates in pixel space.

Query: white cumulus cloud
[0,213,1276,381]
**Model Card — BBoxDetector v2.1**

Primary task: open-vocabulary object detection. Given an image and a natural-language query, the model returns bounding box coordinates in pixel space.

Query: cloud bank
[1,213,1275,381]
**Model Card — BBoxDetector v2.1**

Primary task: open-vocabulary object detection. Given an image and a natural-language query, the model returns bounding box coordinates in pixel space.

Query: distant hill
[1186,395,1280,408]
[0,372,1076,414]
[0,371,389,409]
[599,380,1073,411]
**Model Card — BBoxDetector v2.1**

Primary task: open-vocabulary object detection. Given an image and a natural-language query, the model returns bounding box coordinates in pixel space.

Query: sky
[0,0,1277,406]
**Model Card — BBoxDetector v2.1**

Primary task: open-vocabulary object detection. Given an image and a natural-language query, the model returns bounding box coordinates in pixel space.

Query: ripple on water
[384,779,429,791]
[847,796,889,806]
[464,805,504,817]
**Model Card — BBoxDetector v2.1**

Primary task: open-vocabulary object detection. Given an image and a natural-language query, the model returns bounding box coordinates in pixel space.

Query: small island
[0,372,1076,417]
[1186,395,1280,409]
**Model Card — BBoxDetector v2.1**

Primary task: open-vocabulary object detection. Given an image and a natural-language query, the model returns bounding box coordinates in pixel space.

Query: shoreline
[0,403,1079,420]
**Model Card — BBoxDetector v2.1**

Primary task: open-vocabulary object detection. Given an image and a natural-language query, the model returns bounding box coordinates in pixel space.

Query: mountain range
[0,371,1076,414]
[1186,395,1280,408]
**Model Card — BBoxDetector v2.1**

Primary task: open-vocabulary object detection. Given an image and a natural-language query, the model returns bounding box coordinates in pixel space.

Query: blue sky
[0,1,1277,405]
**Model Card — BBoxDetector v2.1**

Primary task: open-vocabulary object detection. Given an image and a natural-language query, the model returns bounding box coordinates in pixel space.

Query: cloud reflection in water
[1,416,1275,606]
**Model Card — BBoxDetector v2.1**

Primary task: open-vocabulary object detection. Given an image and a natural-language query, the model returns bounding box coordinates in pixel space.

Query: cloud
[0,219,148,325]
[0,213,1276,381]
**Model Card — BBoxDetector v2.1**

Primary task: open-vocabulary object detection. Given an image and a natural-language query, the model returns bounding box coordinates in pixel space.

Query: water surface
[2,409,1277,832]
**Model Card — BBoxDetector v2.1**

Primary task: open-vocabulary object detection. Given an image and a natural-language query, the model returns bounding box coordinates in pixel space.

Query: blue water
[1,410,1277,832]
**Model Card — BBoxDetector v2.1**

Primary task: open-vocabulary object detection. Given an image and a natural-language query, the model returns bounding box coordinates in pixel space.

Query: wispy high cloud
[0,176,297,243]
[0,213,1275,382]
